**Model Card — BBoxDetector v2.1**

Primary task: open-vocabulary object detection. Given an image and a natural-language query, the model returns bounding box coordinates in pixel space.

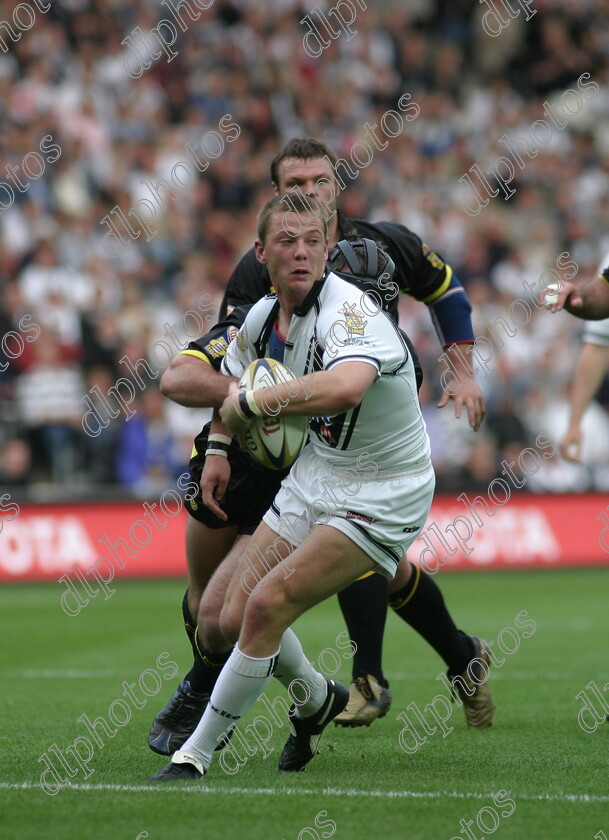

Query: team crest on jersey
[227,326,239,343]
[422,243,445,271]
[205,337,228,359]
[236,328,248,350]
[339,304,367,336]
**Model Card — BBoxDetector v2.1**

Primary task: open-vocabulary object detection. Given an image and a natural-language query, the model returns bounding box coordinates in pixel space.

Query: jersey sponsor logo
[402,524,421,533]
[205,337,229,359]
[311,415,340,446]
[422,243,446,271]
[339,303,367,336]
[346,510,379,525]
[189,498,199,511]
[237,328,248,350]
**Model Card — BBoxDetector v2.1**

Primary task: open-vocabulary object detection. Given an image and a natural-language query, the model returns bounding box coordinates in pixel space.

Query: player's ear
[271,181,280,196]
[254,240,267,265]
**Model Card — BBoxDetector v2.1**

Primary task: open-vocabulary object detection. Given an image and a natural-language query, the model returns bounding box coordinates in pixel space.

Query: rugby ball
[239,358,309,470]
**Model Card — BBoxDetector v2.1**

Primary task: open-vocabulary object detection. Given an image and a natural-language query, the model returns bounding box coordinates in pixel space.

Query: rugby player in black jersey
[148,138,493,755]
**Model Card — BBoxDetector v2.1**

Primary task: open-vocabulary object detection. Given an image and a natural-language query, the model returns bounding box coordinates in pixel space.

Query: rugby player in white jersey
[150,192,435,781]
[558,253,609,463]
[151,137,490,745]
[544,265,609,319]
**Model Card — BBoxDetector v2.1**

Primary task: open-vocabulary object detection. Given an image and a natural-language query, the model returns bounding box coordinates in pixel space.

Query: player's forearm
[428,284,480,381]
[210,409,233,439]
[565,276,609,320]
[160,356,236,407]
[250,364,377,417]
[567,343,609,425]
[444,342,476,379]
[426,279,475,348]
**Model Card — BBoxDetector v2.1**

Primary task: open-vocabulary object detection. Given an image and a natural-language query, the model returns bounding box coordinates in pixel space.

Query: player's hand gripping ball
[239,359,309,470]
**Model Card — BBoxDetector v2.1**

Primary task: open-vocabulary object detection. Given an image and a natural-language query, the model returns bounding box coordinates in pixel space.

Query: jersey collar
[252,273,327,355]
[293,273,329,317]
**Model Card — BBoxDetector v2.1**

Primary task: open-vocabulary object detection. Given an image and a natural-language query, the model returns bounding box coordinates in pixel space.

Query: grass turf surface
[1,569,607,840]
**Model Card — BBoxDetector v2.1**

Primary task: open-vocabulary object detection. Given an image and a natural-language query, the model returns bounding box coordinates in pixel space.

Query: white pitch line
[0,782,607,803]
[388,671,579,682]
[4,670,120,679]
[8,670,609,682]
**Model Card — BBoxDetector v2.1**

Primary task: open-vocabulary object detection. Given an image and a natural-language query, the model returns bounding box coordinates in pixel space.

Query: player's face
[273,157,339,216]
[255,210,328,303]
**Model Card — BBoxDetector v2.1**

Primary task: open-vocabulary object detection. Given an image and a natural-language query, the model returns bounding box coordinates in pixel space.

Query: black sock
[337,573,389,686]
[182,590,231,693]
[184,628,232,694]
[182,589,198,660]
[389,562,474,675]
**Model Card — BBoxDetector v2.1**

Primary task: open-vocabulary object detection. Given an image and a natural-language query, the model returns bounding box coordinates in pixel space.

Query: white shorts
[262,445,435,578]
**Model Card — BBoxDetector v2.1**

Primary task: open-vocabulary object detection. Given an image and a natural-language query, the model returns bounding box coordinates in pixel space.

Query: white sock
[176,644,279,771]
[274,628,327,717]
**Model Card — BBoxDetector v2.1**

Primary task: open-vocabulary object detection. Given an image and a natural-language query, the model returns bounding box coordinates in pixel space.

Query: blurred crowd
[1,0,609,497]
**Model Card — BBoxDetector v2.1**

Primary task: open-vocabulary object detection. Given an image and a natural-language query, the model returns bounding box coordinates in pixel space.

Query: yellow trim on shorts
[421,265,453,304]
[355,570,377,582]
[390,562,421,611]
[180,349,212,363]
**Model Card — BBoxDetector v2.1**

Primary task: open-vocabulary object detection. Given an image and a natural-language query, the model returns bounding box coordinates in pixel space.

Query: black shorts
[186,423,289,534]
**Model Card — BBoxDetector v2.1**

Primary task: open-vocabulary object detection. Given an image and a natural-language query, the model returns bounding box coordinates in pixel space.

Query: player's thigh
[197,533,252,630]
[186,516,238,603]
[240,524,376,652]
[220,521,296,641]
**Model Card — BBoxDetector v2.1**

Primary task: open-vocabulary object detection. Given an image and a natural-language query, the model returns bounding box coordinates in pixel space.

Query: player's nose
[293,237,308,258]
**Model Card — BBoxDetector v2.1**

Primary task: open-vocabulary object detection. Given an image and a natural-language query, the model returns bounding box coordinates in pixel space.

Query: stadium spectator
[0,436,32,488]
[14,328,84,483]
[0,0,607,491]
[114,386,184,496]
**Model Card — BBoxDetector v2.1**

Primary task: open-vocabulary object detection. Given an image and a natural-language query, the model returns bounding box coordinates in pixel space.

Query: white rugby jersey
[222,271,432,473]
[583,317,609,346]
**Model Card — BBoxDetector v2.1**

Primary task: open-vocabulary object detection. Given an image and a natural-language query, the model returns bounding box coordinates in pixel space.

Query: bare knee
[218,580,281,643]
[197,608,226,652]
[219,599,243,644]
[198,587,230,651]
[389,555,412,594]
[240,587,289,646]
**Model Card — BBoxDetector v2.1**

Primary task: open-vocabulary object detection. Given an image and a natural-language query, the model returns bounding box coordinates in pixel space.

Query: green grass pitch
[1,568,607,840]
